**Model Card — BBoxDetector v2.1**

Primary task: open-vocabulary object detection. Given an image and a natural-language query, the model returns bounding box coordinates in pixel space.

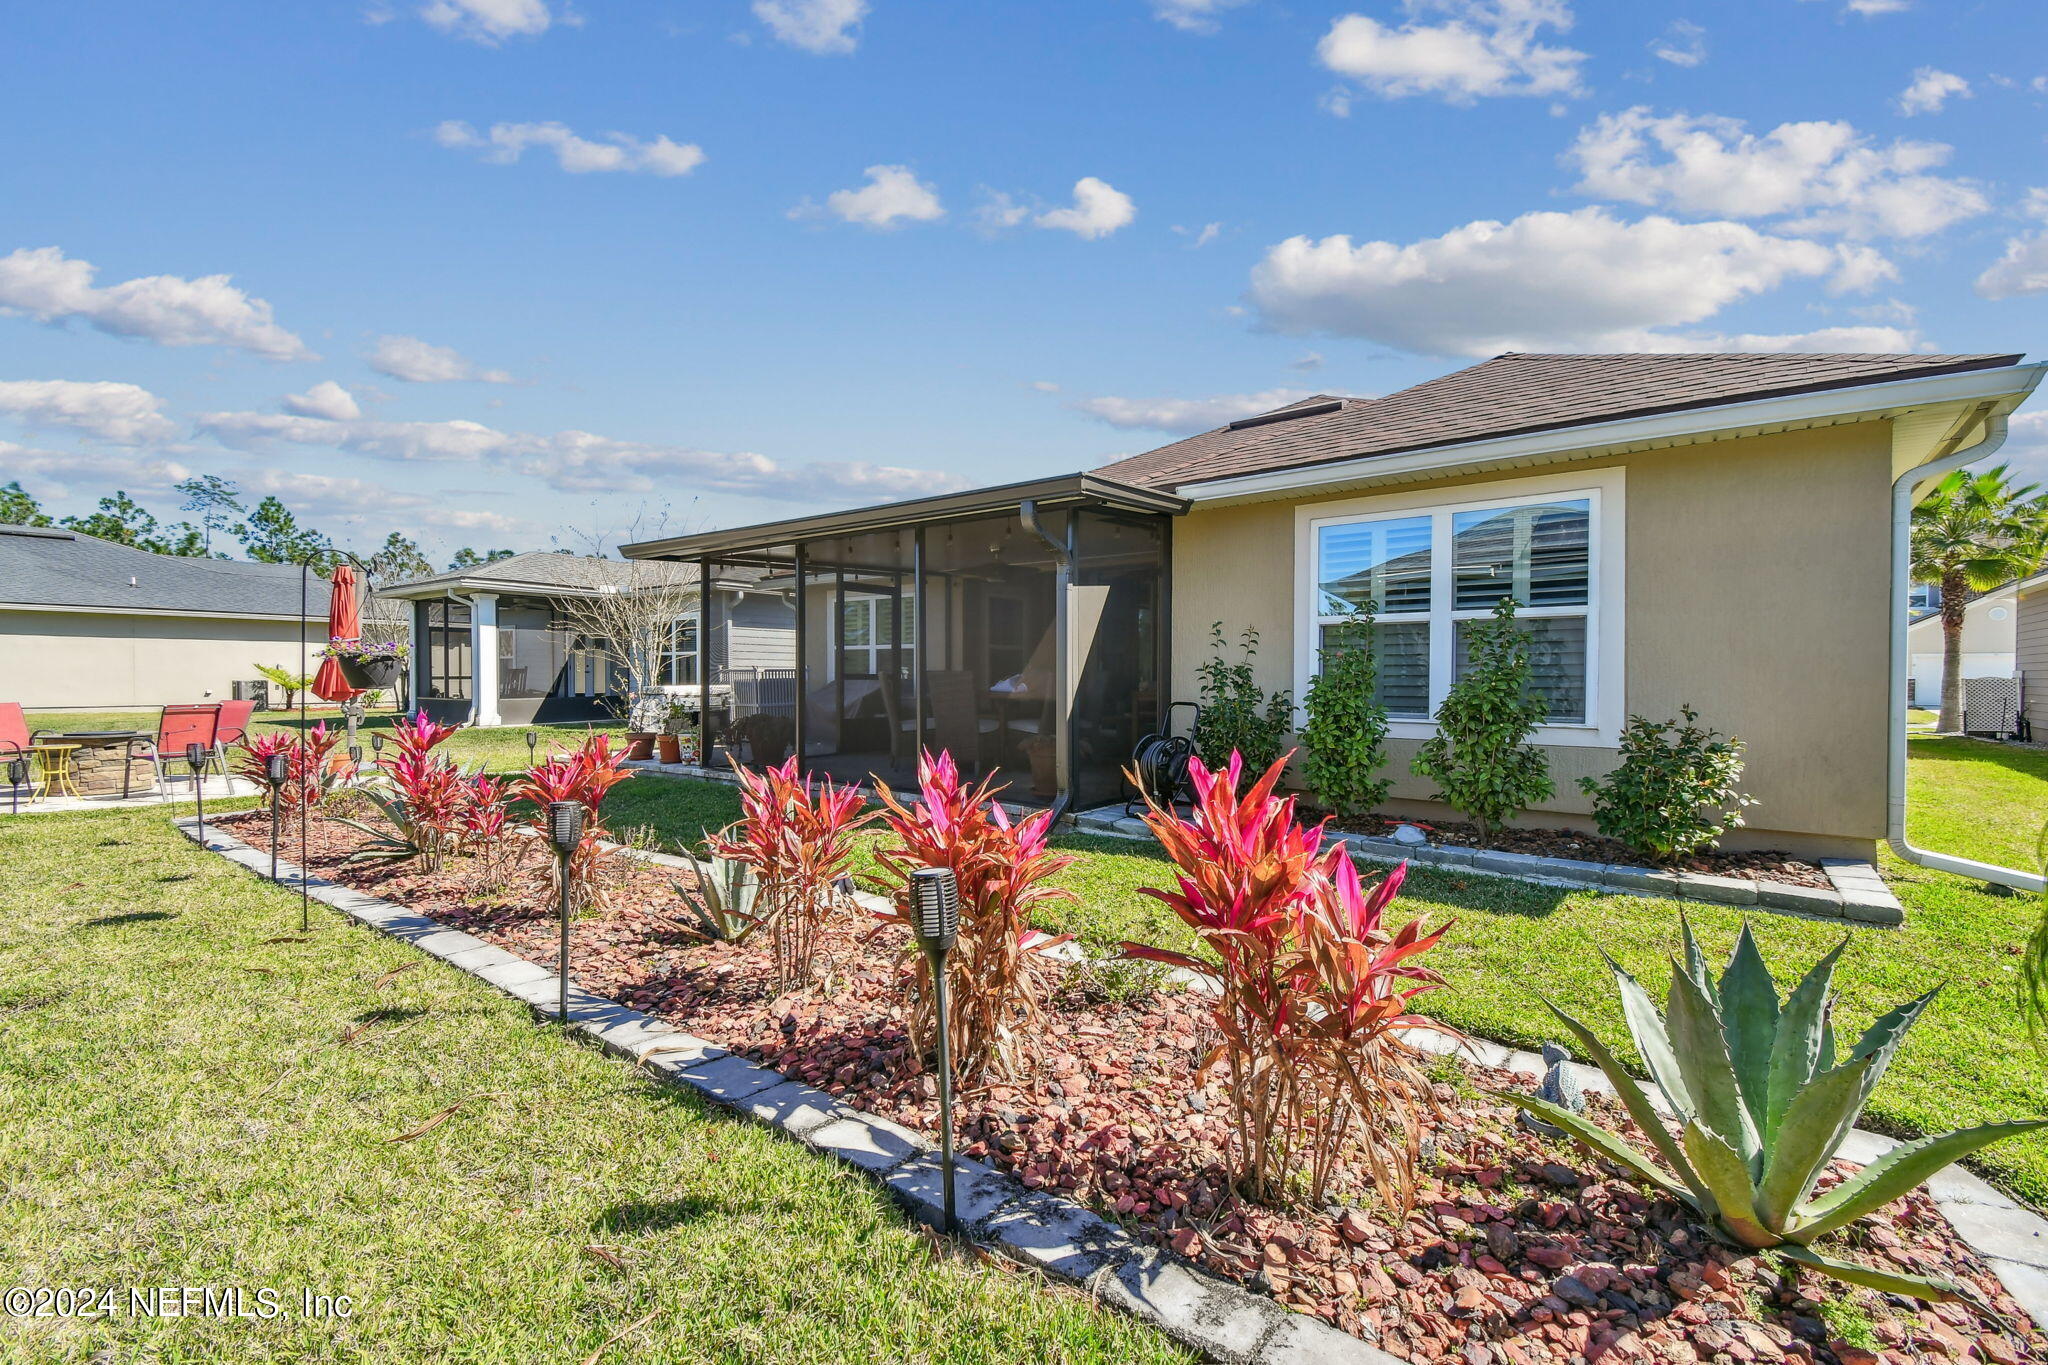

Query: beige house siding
[1,608,316,711]
[2019,580,2048,738]
[1169,421,1895,858]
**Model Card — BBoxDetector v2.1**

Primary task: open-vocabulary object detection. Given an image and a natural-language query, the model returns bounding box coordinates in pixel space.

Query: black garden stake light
[7,755,27,815]
[546,801,586,1025]
[263,751,290,883]
[909,866,961,1233]
[370,731,384,757]
[185,742,210,841]
[348,743,363,767]
[525,730,539,765]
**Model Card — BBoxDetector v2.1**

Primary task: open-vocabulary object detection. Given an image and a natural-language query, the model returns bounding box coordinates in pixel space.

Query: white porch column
[471,592,502,726]
[407,601,427,713]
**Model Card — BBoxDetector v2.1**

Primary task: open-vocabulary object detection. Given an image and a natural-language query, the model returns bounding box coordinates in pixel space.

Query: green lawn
[26,707,630,774]
[601,749,2048,1211]
[1906,733,2048,871]
[0,803,1187,1364]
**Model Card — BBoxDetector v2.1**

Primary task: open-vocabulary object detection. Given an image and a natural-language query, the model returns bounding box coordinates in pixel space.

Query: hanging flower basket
[322,640,407,690]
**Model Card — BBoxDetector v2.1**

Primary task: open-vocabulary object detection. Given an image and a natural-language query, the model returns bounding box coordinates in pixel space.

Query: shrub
[1508,920,2048,1303]
[1192,623,1294,772]
[706,755,870,985]
[365,712,469,870]
[1412,595,1552,842]
[1579,706,1753,863]
[673,848,764,942]
[235,723,349,818]
[1301,608,1393,819]
[873,750,1077,1085]
[510,734,635,916]
[1124,751,1448,1208]
[460,773,520,892]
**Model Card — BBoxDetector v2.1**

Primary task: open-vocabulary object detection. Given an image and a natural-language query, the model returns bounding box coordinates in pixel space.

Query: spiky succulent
[1509,920,2046,1302]
[673,845,763,943]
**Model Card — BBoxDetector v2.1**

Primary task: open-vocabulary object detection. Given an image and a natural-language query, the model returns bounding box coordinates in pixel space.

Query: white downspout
[1887,410,2045,893]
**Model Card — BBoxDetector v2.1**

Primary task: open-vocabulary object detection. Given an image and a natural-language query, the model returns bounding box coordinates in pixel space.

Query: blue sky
[4,0,2045,561]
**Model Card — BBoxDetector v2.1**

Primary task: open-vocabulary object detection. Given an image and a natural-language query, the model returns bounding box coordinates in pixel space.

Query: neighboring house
[622,351,2043,858]
[0,523,315,711]
[377,552,791,728]
[2017,570,2048,741]
[1905,585,2018,708]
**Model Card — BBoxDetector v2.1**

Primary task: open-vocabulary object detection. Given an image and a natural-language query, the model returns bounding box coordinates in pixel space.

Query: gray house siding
[2019,582,2048,737]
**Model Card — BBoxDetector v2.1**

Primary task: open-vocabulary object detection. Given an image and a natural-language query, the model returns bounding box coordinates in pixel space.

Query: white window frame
[835,592,915,680]
[659,610,702,687]
[1294,468,1625,748]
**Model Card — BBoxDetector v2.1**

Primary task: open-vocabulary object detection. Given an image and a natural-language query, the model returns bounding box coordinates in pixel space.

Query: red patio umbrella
[310,563,365,703]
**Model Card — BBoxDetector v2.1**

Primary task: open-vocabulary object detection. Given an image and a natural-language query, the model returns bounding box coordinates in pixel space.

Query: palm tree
[1909,464,2048,732]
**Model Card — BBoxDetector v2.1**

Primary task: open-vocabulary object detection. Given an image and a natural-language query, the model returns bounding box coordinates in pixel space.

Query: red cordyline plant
[369,712,469,870]
[873,750,1077,1086]
[1124,751,1449,1210]
[460,773,521,892]
[509,734,634,915]
[234,724,350,818]
[706,755,872,986]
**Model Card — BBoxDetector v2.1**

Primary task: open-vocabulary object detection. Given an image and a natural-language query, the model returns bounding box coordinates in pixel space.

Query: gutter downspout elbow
[1887,410,2045,893]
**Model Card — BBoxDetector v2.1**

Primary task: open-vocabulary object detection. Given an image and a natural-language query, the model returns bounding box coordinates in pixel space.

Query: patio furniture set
[0,701,254,808]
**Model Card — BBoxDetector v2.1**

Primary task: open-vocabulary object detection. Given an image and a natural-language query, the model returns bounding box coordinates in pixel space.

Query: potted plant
[323,639,407,690]
[656,698,693,764]
[623,693,660,761]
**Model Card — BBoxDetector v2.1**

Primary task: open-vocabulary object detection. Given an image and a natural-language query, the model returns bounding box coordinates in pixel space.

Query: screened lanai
[620,474,1184,813]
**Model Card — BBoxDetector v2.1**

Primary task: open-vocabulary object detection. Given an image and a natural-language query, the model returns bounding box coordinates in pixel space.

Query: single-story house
[1,523,316,711]
[378,552,793,729]
[621,352,2044,860]
[2016,569,2048,741]
[1906,584,2018,709]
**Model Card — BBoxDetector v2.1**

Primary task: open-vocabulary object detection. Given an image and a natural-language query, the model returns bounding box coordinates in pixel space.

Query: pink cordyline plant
[235,723,350,819]
[1123,750,1449,1209]
[873,750,1076,1086]
[509,734,634,915]
[706,755,872,986]
[460,773,520,892]
[375,712,469,870]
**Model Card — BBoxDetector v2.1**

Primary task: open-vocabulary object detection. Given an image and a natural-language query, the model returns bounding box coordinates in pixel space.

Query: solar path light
[546,801,586,1025]
[909,866,962,1233]
[186,742,210,841]
[263,751,290,883]
[525,730,539,765]
[7,756,26,815]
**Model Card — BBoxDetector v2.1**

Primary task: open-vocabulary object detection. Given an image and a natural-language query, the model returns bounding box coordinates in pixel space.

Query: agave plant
[1510,921,2046,1301]
[673,846,764,942]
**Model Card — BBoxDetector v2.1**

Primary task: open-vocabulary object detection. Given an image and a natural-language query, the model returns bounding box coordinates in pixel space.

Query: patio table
[37,731,154,799]
[28,743,81,800]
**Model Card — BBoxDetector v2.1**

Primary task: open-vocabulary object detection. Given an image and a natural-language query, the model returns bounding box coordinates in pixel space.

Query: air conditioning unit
[232,678,273,709]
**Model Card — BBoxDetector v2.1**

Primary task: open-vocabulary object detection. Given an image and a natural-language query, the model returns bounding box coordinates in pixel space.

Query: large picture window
[1304,481,1612,734]
[657,612,701,687]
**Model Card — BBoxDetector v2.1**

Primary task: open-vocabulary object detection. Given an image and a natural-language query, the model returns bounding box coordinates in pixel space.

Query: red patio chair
[139,703,224,800]
[0,703,29,759]
[213,699,256,770]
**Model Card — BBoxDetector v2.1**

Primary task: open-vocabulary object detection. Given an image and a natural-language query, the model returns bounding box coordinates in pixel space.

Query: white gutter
[1887,410,2046,892]
[1179,363,2039,505]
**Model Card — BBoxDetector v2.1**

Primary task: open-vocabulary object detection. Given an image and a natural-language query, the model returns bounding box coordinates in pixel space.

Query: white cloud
[1,444,192,500]
[418,0,552,44]
[818,165,944,229]
[1151,0,1250,34]
[282,381,362,421]
[973,190,1031,232]
[0,246,311,360]
[1029,380,1060,393]
[366,334,514,384]
[1035,178,1136,239]
[1566,108,1987,239]
[752,0,867,55]
[2023,187,2048,223]
[1174,222,1223,248]
[1844,0,1909,14]
[192,407,966,504]
[1072,388,1319,434]
[1648,20,1705,68]
[1896,67,1970,116]
[1291,352,1325,371]
[1317,0,1587,104]
[434,121,705,177]
[2002,410,2048,490]
[1246,206,1888,356]
[0,379,177,444]
[1975,233,2048,300]
[1644,324,1921,353]
[227,466,534,536]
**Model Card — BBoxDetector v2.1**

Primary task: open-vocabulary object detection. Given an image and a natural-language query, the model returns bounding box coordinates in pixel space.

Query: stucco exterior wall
[2,609,316,711]
[1168,422,1896,857]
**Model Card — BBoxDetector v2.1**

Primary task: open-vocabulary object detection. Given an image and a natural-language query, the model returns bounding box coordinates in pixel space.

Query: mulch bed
[1319,813,1836,891]
[236,809,2038,1365]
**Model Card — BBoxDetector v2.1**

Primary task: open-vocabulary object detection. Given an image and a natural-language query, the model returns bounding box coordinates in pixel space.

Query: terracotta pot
[657,734,682,764]
[624,732,657,761]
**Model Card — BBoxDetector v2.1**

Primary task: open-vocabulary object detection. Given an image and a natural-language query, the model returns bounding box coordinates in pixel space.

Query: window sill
[1384,719,1615,749]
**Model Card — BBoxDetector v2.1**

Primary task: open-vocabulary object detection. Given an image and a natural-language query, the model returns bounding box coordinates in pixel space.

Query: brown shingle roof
[1091,352,2024,492]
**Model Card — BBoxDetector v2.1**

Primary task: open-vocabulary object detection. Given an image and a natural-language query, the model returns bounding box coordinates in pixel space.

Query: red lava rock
[264,807,2048,1365]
